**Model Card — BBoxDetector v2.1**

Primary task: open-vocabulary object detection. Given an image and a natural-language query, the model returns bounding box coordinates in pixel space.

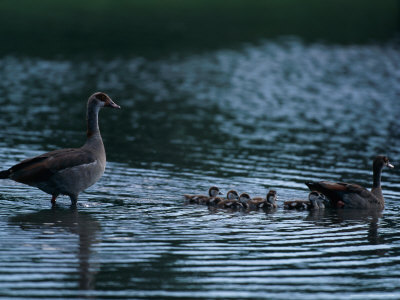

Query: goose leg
[51,194,58,205]
[69,194,78,206]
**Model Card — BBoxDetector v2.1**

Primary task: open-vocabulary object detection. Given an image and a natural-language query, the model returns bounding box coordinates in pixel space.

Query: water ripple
[1,38,400,298]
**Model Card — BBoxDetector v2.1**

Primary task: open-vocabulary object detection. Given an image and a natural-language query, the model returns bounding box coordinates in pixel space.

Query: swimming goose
[184,186,223,204]
[0,92,120,205]
[305,156,394,209]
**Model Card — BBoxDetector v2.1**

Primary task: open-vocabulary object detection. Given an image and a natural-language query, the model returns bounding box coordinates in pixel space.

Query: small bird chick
[284,191,328,210]
[248,190,278,210]
[214,190,243,209]
[184,186,223,205]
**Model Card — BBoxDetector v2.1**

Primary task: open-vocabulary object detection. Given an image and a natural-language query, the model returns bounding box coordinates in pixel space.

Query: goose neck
[87,103,101,138]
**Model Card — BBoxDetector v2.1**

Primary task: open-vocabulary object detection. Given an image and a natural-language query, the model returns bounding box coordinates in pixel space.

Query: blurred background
[1,1,400,299]
[0,0,398,58]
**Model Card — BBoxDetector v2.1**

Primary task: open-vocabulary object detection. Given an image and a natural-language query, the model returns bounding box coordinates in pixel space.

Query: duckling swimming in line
[209,190,243,209]
[238,193,251,209]
[184,186,223,205]
[284,191,328,210]
[246,190,277,210]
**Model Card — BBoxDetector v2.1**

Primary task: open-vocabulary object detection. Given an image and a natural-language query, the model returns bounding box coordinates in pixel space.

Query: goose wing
[9,148,96,184]
[305,181,371,207]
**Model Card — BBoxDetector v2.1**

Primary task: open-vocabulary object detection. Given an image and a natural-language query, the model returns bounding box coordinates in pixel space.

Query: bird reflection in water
[305,208,385,246]
[9,206,100,291]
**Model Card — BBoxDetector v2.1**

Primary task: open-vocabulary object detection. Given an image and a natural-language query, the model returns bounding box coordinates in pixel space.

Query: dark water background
[1,1,400,299]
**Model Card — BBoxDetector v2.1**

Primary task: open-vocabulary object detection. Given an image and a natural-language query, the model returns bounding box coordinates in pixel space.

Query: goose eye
[96,93,109,102]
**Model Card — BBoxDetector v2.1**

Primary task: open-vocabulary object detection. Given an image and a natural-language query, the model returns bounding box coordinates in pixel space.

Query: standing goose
[0,92,120,205]
[305,156,394,210]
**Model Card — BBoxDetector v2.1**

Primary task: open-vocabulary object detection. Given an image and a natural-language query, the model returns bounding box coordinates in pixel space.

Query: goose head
[373,155,394,171]
[267,190,277,204]
[308,191,328,209]
[89,92,121,109]
[239,193,251,204]
[227,190,239,201]
[209,186,223,197]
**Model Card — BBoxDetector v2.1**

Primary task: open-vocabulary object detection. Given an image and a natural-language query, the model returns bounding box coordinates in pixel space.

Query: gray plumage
[0,92,120,205]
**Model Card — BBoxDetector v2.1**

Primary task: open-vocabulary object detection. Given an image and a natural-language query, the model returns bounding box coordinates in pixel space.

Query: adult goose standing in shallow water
[0,92,120,206]
[305,156,394,210]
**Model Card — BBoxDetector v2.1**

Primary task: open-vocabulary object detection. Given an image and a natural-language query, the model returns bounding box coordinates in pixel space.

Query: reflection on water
[9,208,100,293]
[0,38,400,298]
[305,209,383,245]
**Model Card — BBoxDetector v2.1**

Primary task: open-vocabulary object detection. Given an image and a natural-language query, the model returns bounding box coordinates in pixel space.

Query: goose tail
[305,181,318,190]
[0,170,10,179]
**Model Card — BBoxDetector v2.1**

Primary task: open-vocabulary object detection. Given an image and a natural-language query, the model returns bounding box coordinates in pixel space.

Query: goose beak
[387,163,394,169]
[106,100,121,109]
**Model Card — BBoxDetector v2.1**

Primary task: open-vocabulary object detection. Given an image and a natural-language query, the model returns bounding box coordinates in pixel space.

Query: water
[1,38,400,299]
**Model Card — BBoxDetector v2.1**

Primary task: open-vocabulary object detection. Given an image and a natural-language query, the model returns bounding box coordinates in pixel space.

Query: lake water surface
[1,38,400,299]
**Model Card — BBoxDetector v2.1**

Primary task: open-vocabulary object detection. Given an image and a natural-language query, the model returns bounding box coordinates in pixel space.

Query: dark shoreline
[0,0,398,58]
